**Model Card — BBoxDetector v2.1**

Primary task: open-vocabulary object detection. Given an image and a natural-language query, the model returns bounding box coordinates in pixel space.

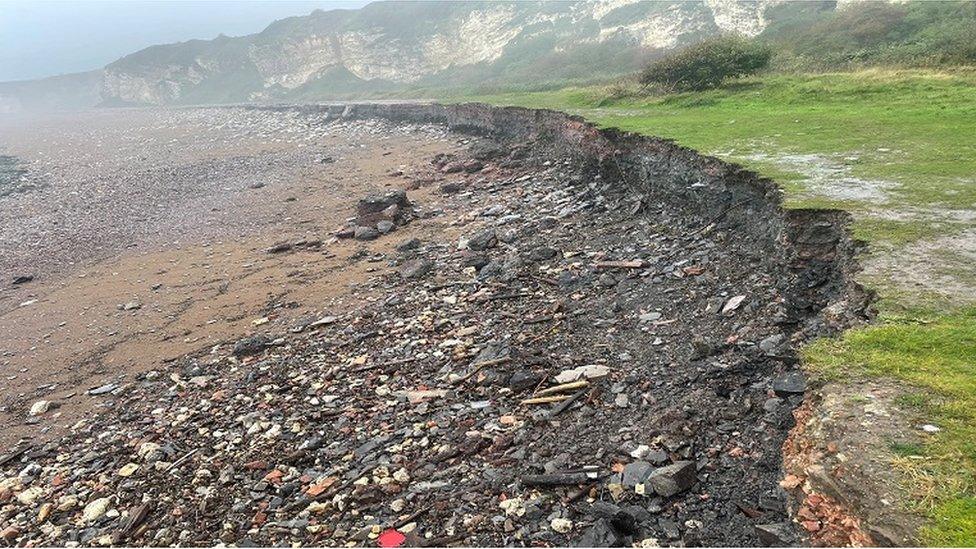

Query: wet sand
[0,107,459,446]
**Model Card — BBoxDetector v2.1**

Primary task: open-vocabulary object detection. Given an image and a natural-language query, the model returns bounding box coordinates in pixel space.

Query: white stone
[550,518,573,533]
[29,400,51,416]
[81,497,111,523]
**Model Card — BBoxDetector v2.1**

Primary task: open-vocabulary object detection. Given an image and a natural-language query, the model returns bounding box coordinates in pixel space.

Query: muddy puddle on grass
[739,152,896,203]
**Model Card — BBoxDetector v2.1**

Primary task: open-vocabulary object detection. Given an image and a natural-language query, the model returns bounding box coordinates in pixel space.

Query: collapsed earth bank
[1,103,871,547]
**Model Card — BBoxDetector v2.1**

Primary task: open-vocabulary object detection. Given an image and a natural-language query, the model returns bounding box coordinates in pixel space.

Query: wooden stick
[166,448,199,474]
[450,356,511,385]
[533,380,589,397]
[522,472,593,486]
[594,260,646,269]
[523,314,553,325]
[394,505,429,529]
[548,389,588,417]
[521,395,571,405]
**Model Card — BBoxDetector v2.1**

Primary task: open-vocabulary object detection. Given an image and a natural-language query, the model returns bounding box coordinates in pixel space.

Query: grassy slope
[462,69,976,544]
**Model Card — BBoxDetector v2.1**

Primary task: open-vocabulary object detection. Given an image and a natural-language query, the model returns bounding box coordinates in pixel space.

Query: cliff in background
[98,0,784,105]
[1,0,797,111]
[6,0,942,112]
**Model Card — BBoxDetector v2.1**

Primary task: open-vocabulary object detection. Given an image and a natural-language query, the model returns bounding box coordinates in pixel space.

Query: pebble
[81,498,111,523]
[28,400,51,416]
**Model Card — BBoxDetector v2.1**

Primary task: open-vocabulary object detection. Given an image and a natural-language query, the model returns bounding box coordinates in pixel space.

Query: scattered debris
[0,106,869,547]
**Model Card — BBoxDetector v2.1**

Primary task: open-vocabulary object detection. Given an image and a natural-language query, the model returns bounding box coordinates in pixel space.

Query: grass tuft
[804,308,976,544]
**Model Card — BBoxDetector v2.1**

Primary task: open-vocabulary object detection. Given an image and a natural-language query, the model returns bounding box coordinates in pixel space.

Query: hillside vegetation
[760,0,976,69]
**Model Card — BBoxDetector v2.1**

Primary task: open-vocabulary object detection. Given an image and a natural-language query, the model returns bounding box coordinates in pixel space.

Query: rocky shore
[0,104,869,546]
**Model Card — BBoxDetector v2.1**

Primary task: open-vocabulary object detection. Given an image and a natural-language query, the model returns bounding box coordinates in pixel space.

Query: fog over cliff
[0,0,854,112]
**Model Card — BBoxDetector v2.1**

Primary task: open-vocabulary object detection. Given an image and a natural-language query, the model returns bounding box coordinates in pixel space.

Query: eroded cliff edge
[273,101,885,544]
[0,102,898,546]
[288,101,872,338]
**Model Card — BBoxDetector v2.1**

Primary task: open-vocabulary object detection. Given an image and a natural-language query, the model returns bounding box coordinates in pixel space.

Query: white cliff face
[706,0,780,37]
[595,3,717,49]
[101,0,785,105]
[420,6,524,77]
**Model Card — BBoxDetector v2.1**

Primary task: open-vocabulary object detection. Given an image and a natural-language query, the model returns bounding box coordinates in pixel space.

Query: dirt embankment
[1,103,877,547]
[294,102,871,335]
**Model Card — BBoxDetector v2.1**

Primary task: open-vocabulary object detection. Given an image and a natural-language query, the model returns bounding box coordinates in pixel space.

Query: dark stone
[357,189,410,216]
[759,333,786,355]
[234,335,270,357]
[396,238,421,252]
[772,371,807,396]
[645,450,668,465]
[507,371,544,392]
[376,220,394,234]
[460,252,489,270]
[647,461,696,497]
[399,259,433,279]
[474,341,511,363]
[659,519,681,539]
[689,338,717,360]
[439,182,462,194]
[12,275,33,285]
[576,519,625,547]
[477,259,505,280]
[266,242,292,254]
[462,160,484,173]
[467,229,497,251]
[441,161,464,174]
[755,523,797,546]
[470,143,506,161]
[380,204,400,221]
[589,501,622,519]
[620,461,654,487]
[528,246,558,262]
[354,226,380,241]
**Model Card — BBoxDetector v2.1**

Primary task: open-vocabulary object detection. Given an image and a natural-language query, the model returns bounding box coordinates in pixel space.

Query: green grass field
[463,69,976,228]
[463,69,976,544]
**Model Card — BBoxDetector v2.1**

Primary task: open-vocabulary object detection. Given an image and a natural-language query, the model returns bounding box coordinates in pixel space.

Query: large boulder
[357,189,410,217]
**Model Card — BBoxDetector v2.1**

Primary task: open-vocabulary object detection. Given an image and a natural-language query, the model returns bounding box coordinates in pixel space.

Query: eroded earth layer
[0,104,867,547]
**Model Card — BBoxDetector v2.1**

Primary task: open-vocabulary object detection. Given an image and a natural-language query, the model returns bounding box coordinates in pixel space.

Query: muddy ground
[0,106,866,546]
[0,108,457,446]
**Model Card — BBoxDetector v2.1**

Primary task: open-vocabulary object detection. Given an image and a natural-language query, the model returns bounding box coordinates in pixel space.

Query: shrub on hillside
[639,36,772,92]
[761,0,976,69]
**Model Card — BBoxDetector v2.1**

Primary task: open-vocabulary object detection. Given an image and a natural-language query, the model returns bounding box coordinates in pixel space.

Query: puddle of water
[866,206,976,224]
[736,152,896,203]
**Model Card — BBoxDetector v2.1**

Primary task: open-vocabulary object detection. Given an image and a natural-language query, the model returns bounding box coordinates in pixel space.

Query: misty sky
[0,0,370,82]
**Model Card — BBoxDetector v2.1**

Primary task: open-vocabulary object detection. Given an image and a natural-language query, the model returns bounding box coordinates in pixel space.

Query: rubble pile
[336,190,416,241]
[0,106,867,547]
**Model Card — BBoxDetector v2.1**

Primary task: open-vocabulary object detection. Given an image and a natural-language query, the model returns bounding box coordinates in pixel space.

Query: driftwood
[450,357,511,385]
[521,395,571,405]
[594,260,646,269]
[533,380,588,397]
[548,389,588,417]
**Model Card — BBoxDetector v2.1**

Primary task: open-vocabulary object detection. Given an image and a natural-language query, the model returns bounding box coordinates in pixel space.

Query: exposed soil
[783,379,926,547]
[0,104,869,547]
